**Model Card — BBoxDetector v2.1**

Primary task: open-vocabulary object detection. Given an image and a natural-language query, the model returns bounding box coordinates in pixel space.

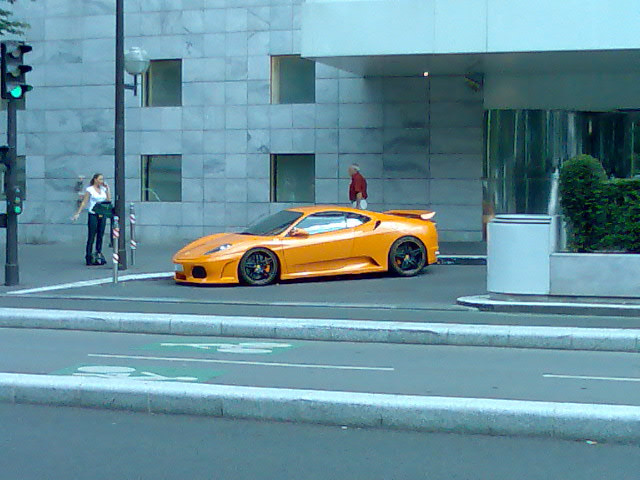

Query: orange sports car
[173,206,439,286]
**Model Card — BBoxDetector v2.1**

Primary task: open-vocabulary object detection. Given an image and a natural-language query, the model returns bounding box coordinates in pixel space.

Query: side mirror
[289,227,309,238]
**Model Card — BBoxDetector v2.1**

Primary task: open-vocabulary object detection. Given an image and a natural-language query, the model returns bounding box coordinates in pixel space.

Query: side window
[346,212,370,228]
[294,212,347,235]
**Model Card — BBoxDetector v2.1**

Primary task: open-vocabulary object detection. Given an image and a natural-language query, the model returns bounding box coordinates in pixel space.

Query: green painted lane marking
[140,340,296,355]
[51,364,223,383]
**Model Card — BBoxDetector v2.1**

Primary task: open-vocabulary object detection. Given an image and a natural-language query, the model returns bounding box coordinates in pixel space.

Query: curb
[437,255,486,266]
[1,373,639,443]
[1,308,639,352]
[458,295,640,318]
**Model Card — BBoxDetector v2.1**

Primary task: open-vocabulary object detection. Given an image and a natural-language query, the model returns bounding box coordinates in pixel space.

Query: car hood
[174,233,266,259]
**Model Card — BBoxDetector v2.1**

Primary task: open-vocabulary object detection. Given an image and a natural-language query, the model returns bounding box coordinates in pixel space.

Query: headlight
[173,263,184,272]
[204,244,232,255]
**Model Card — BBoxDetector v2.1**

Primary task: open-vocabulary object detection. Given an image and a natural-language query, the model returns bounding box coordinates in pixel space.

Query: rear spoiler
[384,210,436,220]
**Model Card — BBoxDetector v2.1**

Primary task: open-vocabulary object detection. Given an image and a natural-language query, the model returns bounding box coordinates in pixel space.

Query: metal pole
[129,202,136,266]
[5,99,18,285]
[114,0,127,270]
[112,215,120,284]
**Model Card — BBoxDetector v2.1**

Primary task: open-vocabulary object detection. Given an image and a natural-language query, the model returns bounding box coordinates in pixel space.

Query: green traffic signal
[8,84,31,99]
[9,85,22,99]
[13,205,21,215]
[1,42,32,100]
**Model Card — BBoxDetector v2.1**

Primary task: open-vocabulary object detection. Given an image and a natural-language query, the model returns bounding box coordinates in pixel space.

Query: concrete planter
[550,253,640,298]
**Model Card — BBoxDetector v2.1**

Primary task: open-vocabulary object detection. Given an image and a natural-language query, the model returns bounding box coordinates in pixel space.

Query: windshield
[240,210,303,236]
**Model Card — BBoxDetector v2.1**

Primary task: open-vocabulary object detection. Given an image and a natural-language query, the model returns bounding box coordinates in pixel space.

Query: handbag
[93,201,113,217]
[91,252,107,265]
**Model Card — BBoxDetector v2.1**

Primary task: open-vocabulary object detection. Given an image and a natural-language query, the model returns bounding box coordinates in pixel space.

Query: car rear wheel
[388,236,426,276]
[239,248,279,286]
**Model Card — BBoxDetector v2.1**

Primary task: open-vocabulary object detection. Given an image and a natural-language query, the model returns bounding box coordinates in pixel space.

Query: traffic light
[0,145,8,167]
[1,41,32,100]
[7,185,22,215]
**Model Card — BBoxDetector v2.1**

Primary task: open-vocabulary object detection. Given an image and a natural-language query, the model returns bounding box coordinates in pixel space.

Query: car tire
[238,248,279,286]
[388,236,427,277]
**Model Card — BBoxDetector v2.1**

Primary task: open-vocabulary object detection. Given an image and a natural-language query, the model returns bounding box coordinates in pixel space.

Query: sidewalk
[0,241,176,292]
[2,240,640,317]
[3,240,640,317]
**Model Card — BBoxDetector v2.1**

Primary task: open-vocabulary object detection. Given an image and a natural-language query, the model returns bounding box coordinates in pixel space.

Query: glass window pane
[271,154,315,203]
[346,214,369,228]
[271,56,315,104]
[484,108,639,233]
[141,154,181,202]
[144,60,182,107]
[243,210,303,236]
[632,119,640,176]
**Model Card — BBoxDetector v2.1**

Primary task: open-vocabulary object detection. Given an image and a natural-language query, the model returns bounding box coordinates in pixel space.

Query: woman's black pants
[86,213,107,260]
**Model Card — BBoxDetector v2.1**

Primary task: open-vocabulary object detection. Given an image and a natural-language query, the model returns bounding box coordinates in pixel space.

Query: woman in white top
[72,173,111,265]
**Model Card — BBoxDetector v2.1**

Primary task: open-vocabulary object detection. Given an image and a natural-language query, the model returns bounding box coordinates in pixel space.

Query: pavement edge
[1,373,638,444]
[458,295,640,318]
[0,308,639,352]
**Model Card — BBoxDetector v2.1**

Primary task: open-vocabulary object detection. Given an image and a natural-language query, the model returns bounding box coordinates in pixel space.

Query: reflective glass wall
[483,110,640,235]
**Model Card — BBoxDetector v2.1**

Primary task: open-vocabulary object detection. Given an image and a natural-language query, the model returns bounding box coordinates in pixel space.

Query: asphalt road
[2,328,639,405]
[4,267,640,328]
[10,265,481,310]
[2,403,638,480]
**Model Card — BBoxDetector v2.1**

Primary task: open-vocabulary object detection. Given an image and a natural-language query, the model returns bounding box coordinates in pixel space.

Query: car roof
[285,205,368,215]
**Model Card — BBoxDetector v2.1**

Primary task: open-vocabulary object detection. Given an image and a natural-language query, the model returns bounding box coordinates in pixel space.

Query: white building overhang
[301,0,640,110]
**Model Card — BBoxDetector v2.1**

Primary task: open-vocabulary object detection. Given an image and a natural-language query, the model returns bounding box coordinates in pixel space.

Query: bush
[559,155,640,252]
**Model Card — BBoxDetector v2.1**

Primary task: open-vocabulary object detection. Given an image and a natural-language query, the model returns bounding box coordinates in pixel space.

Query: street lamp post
[115,0,149,271]
[115,0,126,270]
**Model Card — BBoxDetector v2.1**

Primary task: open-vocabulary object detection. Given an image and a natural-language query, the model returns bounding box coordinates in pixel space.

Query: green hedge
[559,155,640,252]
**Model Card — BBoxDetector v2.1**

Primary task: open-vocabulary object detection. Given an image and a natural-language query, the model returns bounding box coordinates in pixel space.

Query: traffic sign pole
[5,99,18,285]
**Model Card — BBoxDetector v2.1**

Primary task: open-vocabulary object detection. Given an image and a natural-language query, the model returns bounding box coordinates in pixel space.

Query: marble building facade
[9,0,483,244]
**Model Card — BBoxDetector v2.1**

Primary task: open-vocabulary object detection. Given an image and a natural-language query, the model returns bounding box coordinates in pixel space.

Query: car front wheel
[239,248,279,286]
[388,236,426,276]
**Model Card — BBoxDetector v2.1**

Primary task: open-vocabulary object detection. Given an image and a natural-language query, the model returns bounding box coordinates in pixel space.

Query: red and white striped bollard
[112,215,120,284]
[129,203,137,266]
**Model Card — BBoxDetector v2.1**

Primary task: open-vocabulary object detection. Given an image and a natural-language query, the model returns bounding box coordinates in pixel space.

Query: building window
[0,155,25,200]
[142,59,182,107]
[141,154,181,202]
[271,55,315,104]
[271,154,315,203]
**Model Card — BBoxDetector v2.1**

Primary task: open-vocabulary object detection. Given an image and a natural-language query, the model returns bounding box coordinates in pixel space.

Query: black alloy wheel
[238,248,279,286]
[388,236,427,276]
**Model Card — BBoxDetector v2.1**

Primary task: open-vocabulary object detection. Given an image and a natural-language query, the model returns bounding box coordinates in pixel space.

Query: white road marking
[88,353,395,372]
[543,373,640,383]
[6,272,174,295]
[159,342,293,354]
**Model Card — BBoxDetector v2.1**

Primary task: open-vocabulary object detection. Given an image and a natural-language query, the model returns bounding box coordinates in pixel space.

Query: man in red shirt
[348,164,368,210]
